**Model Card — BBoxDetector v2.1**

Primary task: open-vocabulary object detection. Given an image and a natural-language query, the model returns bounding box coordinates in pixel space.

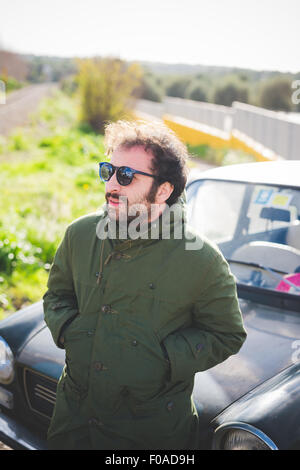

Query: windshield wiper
[226,259,300,293]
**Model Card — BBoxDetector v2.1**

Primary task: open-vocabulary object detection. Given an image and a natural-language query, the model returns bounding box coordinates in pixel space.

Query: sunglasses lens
[117,167,134,186]
[100,163,113,181]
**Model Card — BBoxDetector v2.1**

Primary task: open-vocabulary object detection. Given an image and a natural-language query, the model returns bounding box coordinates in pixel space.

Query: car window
[247,185,298,234]
[186,180,245,243]
[187,180,300,296]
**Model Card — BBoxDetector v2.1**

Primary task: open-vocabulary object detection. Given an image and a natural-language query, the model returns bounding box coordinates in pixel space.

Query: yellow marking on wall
[163,115,229,149]
[134,111,279,162]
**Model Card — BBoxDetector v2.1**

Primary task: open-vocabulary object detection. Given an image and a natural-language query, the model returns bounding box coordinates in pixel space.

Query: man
[43,120,247,450]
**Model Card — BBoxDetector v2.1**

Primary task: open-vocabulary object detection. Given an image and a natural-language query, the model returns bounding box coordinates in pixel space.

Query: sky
[1,0,300,73]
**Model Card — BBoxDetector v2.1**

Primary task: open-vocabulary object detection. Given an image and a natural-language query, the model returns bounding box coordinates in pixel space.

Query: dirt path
[0,82,57,136]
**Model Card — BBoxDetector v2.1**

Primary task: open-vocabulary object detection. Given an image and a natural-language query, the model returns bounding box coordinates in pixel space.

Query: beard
[105,181,158,226]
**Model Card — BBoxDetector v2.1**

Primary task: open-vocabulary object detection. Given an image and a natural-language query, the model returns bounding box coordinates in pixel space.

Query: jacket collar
[96,193,187,285]
[100,193,187,251]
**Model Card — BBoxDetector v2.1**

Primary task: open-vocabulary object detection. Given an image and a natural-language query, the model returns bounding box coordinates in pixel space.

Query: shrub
[77,58,142,133]
[8,131,30,151]
[186,81,207,102]
[213,82,249,106]
[259,77,293,112]
[165,77,191,98]
[60,75,78,96]
[138,74,163,102]
[0,230,42,275]
[0,75,23,92]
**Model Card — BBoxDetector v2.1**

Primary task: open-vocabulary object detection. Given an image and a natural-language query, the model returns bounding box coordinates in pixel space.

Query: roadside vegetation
[77,58,142,133]
[0,74,24,95]
[0,89,107,319]
[186,144,255,166]
[138,67,300,112]
[2,47,299,111]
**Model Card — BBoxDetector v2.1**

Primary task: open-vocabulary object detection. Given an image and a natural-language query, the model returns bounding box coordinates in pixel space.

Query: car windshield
[187,179,300,296]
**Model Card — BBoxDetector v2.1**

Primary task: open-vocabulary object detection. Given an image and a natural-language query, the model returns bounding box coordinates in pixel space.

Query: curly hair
[104,120,189,206]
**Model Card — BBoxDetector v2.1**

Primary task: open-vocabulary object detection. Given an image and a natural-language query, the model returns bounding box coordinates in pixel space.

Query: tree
[165,77,191,98]
[26,56,77,83]
[0,49,28,81]
[259,77,293,112]
[137,73,163,102]
[186,81,207,102]
[213,82,249,106]
[77,58,142,133]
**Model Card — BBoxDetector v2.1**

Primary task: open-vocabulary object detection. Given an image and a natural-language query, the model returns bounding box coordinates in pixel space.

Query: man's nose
[106,172,121,192]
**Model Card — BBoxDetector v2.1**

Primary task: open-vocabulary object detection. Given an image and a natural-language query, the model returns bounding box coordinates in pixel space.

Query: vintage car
[0,160,300,450]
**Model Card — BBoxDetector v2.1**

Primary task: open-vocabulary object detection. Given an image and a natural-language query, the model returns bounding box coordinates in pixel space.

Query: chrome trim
[212,421,278,450]
[0,336,15,385]
[23,368,57,420]
[0,386,13,409]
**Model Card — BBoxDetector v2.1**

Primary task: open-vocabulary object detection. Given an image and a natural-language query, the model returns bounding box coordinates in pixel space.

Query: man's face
[105,145,159,223]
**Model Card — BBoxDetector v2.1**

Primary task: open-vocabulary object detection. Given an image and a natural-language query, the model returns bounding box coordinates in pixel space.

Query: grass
[0,88,107,319]
[187,143,256,166]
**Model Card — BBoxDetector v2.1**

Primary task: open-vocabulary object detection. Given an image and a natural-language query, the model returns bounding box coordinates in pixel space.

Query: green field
[0,89,107,319]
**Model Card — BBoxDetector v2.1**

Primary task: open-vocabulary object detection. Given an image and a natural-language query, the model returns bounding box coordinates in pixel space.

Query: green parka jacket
[43,198,247,450]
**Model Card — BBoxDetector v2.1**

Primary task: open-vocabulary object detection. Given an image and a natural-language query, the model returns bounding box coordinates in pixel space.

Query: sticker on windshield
[269,193,293,208]
[254,189,274,205]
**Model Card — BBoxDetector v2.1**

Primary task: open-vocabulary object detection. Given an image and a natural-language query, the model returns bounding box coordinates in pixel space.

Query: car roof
[188,160,300,188]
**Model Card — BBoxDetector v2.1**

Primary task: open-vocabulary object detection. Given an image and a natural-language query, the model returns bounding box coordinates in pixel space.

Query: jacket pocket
[116,326,170,400]
[128,390,197,450]
[47,368,84,440]
[63,315,97,388]
[154,298,192,336]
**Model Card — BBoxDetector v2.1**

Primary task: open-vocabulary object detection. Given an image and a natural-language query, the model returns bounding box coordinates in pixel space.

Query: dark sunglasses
[99,162,161,186]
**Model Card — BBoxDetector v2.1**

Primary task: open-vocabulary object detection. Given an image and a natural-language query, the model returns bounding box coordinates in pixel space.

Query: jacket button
[166,401,173,411]
[131,340,138,346]
[102,304,111,314]
[149,283,155,289]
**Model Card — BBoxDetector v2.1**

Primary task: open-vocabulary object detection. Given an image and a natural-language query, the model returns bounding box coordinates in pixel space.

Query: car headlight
[213,422,278,450]
[0,336,14,384]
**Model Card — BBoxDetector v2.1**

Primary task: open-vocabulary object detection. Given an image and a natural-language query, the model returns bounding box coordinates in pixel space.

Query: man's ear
[156,181,174,204]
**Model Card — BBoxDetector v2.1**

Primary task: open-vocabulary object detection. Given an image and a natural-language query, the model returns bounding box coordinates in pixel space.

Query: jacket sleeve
[43,226,79,348]
[163,250,247,383]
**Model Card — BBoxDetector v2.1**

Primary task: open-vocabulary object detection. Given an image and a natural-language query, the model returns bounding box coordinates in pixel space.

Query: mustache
[106,192,119,200]
[105,193,127,202]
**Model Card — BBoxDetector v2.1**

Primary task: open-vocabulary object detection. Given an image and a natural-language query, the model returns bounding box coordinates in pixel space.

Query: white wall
[135,97,300,160]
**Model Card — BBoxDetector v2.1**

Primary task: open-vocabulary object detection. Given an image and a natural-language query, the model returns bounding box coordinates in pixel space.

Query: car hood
[17,299,300,416]
[192,298,300,421]
[18,326,65,381]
